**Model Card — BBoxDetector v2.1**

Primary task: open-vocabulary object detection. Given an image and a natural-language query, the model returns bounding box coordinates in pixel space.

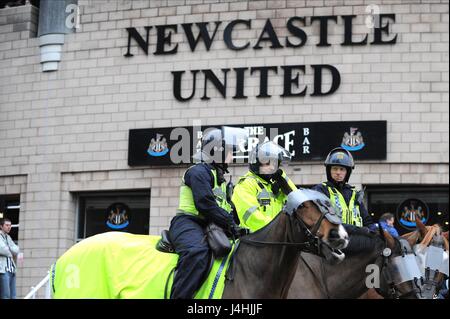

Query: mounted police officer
[312,147,376,231]
[169,126,248,299]
[232,141,298,233]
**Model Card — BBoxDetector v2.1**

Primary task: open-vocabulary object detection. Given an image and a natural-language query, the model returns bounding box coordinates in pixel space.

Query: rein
[239,237,313,248]
[376,234,424,299]
[239,207,326,250]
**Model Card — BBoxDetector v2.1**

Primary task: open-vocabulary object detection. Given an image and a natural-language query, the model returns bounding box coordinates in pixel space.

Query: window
[77,190,150,241]
[367,185,449,235]
[0,195,20,243]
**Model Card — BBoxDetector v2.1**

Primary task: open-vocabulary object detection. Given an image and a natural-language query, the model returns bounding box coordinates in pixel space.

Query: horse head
[284,189,349,264]
[376,216,448,299]
[408,217,449,299]
[374,229,424,299]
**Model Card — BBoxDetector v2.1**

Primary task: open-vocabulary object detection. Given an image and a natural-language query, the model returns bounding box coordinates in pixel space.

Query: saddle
[156,230,217,298]
[156,230,175,253]
[156,225,232,258]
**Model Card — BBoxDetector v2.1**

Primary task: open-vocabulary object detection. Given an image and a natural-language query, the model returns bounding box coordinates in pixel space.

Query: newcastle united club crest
[147,133,169,157]
[341,127,365,151]
[106,202,130,230]
[397,199,429,229]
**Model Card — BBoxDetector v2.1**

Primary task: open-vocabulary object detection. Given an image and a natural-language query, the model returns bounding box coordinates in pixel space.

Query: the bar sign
[128,121,387,167]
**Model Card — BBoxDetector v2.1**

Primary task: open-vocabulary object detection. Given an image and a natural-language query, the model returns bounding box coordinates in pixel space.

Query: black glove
[232,224,249,238]
[271,180,281,196]
[227,223,248,239]
[272,169,283,180]
[272,169,293,195]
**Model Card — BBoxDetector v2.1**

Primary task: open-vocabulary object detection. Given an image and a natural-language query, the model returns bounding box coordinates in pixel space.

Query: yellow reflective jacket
[177,164,232,218]
[323,182,363,227]
[232,170,297,232]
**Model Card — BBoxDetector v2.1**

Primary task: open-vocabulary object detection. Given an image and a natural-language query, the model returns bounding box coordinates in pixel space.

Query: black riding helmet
[324,147,355,183]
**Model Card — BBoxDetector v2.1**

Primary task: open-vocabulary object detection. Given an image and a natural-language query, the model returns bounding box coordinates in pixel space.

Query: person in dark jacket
[313,147,378,254]
[169,126,248,299]
[312,147,377,237]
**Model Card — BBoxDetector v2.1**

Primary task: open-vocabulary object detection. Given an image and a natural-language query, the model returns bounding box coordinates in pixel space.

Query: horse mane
[343,229,385,257]
[402,224,449,252]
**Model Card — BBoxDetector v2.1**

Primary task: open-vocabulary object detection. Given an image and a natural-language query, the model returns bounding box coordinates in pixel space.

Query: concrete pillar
[37,0,77,72]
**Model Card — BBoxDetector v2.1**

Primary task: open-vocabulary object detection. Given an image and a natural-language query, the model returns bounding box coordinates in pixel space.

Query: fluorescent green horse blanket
[51,232,235,299]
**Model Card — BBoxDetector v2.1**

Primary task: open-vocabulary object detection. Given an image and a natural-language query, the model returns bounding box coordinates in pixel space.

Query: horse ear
[442,232,449,252]
[384,230,396,250]
[402,231,419,249]
[415,215,427,238]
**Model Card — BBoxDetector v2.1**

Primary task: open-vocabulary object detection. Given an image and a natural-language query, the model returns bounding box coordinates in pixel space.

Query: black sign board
[128,121,386,167]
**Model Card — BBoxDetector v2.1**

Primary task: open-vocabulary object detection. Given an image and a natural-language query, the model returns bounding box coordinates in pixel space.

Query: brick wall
[0,0,448,297]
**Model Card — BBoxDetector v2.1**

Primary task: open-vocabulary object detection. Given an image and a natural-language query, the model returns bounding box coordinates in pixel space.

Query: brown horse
[407,220,448,299]
[222,197,348,298]
[288,217,448,299]
[52,189,349,298]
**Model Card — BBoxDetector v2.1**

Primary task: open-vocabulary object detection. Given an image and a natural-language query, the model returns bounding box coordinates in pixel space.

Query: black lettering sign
[372,14,398,44]
[253,19,283,49]
[124,26,152,57]
[124,15,397,100]
[182,22,221,51]
[224,19,251,50]
[154,24,178,55]
[310,16,338,47]
[341,15,368,46]
[128,121,387,166]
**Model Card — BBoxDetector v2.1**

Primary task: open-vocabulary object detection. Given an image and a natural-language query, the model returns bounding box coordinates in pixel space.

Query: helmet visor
[222,126,249,152]
[250,141,292,175]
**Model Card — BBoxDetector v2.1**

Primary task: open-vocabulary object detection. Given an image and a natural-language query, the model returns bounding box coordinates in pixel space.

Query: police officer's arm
[185,165,234,230]
[359,200,375,228]
[281,170,298,193]
[287,177,297,192]
[272,169,297,195]
[311,183,329,197]
[232,181,274,233]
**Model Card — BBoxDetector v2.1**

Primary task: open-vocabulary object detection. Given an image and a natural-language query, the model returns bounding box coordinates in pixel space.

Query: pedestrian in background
[0,217,20,299]
[379,213,399,238]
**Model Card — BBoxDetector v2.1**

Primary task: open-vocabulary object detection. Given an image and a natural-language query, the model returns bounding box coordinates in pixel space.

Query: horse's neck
[326,236,385,298]
[225,213,300,298]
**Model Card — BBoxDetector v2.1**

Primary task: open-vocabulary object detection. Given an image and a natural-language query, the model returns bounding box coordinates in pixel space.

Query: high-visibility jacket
[323,182,363,227]
[232,170,297,232]
[177,164,232,218]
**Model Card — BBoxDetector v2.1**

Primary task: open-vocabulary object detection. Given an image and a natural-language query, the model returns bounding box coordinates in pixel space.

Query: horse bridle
[416,240,448,299]
[375,233,423,299]
[239,202,334,256]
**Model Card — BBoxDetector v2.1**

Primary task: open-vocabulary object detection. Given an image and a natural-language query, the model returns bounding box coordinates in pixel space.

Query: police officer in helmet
[232,141,298,233]
[169,126,248,299]
[312,147,376,232]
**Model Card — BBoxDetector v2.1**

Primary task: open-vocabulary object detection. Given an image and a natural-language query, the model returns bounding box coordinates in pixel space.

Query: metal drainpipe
[37,0,77,72]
